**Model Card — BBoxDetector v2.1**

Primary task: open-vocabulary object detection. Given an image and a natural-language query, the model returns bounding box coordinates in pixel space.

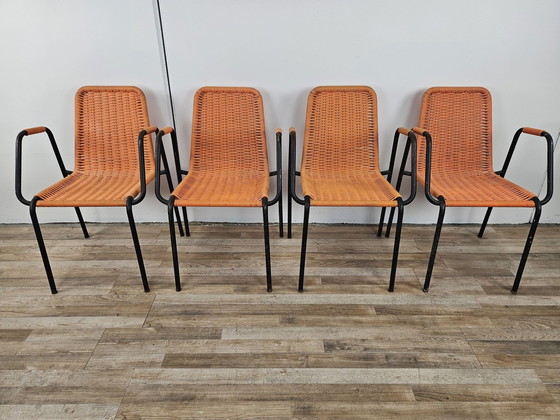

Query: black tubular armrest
[289,128,305,205]
[15,126,69,206]
[268,129,283,206]
[132,126,158,205]
[412,126,440,205]
[386,127,417,206]
[499,127,554,206]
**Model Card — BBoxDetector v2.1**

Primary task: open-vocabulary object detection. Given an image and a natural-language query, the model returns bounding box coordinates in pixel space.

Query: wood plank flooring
[0,222,559,419]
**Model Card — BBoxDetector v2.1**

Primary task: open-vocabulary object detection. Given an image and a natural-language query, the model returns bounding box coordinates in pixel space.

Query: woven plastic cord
[36,86,154,207]
[416,87,536,207]
[301,86,400,207]
[172,87,269,207]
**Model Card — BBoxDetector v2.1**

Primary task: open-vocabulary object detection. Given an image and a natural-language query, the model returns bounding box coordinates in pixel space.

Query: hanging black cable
[156,0,177,130]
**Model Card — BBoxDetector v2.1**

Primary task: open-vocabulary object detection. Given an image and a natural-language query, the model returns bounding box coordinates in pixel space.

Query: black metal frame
[398,127,554,294]
[15,126,166,294]
[156,127,283,293]
[288,127,417,292]
[378,128,419,238]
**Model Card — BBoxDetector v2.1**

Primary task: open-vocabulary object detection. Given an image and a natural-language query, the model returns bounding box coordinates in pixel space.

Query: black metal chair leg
[181,207,190,237]
[168,198,181,291]
[30,197,57,294]
[262,198,272,292]
[74,207,89,238]
[423,198,446,293]
[298,196,311,292]
[388,199,404,292]
[511,198,542,294]
[478,207,493,238]
[126,197,150,292]
[385,139,411,239]
[288,183,293,239]
[377,208,386,237]
[278,196,284,238]
[385,207,396,238]
[174,207,185,237]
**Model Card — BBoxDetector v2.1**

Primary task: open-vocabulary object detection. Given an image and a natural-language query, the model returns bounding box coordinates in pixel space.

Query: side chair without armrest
[288,86,416,292]
[155,86,283,292]
[383,86,554,293]
[15,86,184,294]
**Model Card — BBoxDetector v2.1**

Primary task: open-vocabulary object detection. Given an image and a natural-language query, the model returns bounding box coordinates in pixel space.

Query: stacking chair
[384,87,553,293]
[155,87,283,292]
[15,86,181,293]
[288,86,416,292]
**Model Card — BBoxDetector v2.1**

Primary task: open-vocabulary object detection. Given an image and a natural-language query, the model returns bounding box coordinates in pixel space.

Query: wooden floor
[0,222,559,419]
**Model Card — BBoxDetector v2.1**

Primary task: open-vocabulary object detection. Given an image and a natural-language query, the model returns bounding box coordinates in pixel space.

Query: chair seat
[172,170,269,207]
[420,171,537,207]
[36,170,154,207]
[302,171,401,207]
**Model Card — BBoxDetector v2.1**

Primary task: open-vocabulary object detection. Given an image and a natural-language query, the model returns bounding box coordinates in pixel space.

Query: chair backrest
[74,86,154,177]
[189,87,269,174]
[302,86,380,176]
[417,87,493,178]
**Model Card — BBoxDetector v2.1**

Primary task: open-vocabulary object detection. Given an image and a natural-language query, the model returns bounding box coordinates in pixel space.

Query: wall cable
[156,0,177,131]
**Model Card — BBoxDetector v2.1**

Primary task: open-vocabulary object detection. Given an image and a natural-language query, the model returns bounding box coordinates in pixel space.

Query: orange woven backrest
[417,87,493,180]
[74,86,154,178]
[302,86,379,177]
[189,87,268,174]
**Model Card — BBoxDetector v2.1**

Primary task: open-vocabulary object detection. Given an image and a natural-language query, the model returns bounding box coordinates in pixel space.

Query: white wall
[1,0,559,225]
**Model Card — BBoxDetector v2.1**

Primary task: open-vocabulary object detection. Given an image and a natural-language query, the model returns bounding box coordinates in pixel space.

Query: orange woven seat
[156,86,283,292]
[406,86,554,294]
[300,86,401,207]
[423,171,536,208]
[416,87,538,208]
[172,171,268,207]
[15,86,158,294]
[302,172,399,207]
[290,86,415,293]
[173,87,270,208]
[36,171,151,207]
[35,86,156,207]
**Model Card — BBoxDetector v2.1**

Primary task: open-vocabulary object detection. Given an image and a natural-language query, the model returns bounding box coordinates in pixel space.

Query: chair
[386,86,554,293]
[155,86,282,292]
[15,86,182,293]
[288,86,416,292]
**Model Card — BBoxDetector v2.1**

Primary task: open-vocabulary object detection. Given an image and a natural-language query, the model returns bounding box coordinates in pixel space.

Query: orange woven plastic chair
[288,86,416,292]
[155,87,283,292]
[383,87,554,293]
[15,86,180,293]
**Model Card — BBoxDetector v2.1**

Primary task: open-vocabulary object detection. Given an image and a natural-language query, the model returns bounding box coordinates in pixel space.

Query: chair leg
[384,140,410,239]
[423,199,446,293]
[168,198,181,291]
[511,199,542,294]
[478,207,493,238]
[278,195,284,238]
[30,197,57,294]
[298,196,311,292]
[288,192,293,239]
[388,199,404,292]
[262,198,272,292]
[126,197,150,293]
[377,208,386,237]
[74,207,89,238]
[385,207,396,238]
[182,207,190,237]
[174,207,185,237]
